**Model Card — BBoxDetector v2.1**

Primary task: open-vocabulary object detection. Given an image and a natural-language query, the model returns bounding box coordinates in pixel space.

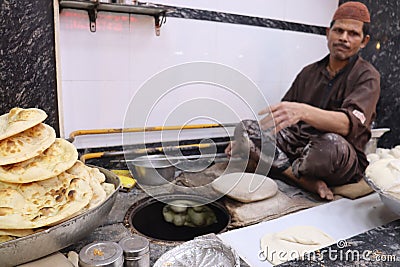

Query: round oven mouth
[124,194,231,245]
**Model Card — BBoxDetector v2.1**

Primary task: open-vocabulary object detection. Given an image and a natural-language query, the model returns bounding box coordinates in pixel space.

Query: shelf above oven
[58,0,168,35]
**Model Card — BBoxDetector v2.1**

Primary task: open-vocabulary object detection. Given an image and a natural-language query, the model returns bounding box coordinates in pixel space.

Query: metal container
[79,241,124,267]
[379,193,400,216]
[153,234,240,267]
[364,175,400,216]
[118,235,150,267]
[111,0,137,4]
[129,155,177,186]
[0,166,121,267]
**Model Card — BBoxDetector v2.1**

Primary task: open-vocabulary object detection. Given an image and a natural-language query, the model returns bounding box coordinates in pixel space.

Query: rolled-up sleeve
[335,64,381,150]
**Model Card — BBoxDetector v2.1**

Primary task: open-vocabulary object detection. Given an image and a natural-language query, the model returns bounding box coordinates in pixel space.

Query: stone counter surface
[63,188,399,266]
[62,188,249,265]
[62,189,175,265]
[279,219,400,267]
[279,220,400,267]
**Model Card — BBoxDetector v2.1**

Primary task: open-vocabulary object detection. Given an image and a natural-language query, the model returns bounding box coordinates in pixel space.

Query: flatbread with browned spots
[0,235,14,243]
[0,172,93,229]
[65,161,107,210]
[0,108,47,141]
[0,138,78,183]
[0,123,56,165]
[0,228,35,237]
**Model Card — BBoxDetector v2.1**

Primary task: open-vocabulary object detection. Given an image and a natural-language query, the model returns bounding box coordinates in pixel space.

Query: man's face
[327,19,370,61]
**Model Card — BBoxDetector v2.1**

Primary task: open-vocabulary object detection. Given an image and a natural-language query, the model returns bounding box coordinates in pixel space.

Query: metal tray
[363,175,383,194]
[0,165,121,267]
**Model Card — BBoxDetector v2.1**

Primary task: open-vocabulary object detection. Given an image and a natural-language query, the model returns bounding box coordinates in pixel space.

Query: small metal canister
[118,235,150,267]
[79,241,124,267]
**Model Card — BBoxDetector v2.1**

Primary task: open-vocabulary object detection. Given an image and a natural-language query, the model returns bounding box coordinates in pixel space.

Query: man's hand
[258,102,305,133]
[224,140,249,158]
[258,101,350,136]
[224,141,234,158]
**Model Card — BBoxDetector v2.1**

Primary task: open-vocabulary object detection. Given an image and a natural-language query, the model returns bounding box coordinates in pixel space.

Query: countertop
[62,187,400,266]
[279,219,400,266]
[61,188,174,265]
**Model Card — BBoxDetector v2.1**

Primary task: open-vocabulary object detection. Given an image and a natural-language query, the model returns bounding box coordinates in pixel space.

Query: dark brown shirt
[281,54,381,173]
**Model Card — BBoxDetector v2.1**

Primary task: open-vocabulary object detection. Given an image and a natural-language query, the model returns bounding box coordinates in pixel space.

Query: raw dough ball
[389,147,400,159]
[365,159,400,189]
[366,153,380,163]
[260,226,335,265]
[186,206,217,227]
[376,148,393,159]
[212,172,278,203]
[163,210,175,223]
[162,200,217,227]
[380,153,395,159]
[365,158,400,199]
[170,205,188,213]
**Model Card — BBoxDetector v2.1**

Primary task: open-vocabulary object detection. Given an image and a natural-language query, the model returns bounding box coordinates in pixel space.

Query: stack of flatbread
[0,107,115,242]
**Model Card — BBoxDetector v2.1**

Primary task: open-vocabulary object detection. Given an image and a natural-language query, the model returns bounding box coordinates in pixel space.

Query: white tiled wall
[152,0,338,26]
[58,0,338,148]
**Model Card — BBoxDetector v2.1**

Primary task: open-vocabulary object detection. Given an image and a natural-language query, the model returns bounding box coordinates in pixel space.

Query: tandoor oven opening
[124,194,231,244]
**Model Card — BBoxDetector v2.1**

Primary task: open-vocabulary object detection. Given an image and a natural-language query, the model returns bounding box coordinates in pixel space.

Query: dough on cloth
[211,172,278,203]
[260,225,335,265]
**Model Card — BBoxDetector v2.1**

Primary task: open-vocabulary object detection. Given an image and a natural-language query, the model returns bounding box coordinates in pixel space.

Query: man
[226,2,380,200]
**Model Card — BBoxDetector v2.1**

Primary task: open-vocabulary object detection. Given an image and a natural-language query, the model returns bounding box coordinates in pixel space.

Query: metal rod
[67,123,237,143]
[122,153,228,162]
[79,141,231,163]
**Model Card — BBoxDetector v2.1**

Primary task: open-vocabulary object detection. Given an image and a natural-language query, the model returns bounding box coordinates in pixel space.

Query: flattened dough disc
[212,172,278,203]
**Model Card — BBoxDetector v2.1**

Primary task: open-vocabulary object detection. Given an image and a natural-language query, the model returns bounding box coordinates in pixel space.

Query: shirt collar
[318,54,359,78]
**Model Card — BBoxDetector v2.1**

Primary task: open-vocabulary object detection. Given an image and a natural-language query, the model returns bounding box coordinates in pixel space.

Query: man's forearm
[301,104,350,136]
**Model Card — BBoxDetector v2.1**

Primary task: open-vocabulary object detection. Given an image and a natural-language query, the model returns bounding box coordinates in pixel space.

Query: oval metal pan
[0,165,121,267]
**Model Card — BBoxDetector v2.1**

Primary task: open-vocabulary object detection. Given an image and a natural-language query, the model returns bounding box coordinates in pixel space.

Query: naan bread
[0,235,14,243]
[0,172,93,229]
[0,107,47,141]
[0,123,56,165]
[102,182,116,196]
[0,228,35,237]
[212,172,278,203]
[0,138,78,183]
[65,161,107,210]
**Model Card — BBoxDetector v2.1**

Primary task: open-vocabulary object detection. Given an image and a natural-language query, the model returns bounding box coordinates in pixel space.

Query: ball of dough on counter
[162,200,217,227]
[376,148,394,159]
[367,153,380,163]
[365,158,400,199]
[211,172,278,203]
[389,147,400,158]
[260,225,335,265]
